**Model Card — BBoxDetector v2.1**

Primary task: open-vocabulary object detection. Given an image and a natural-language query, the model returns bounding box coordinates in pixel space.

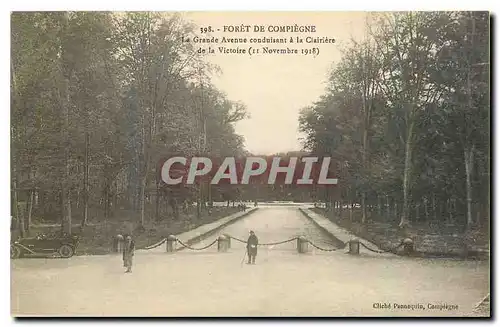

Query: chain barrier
[176,238,218,251]
[260,237,298,246]
[359,241,404,254]
[140,234,405,255]
[306,240,340,252]
[141,238,167,250]
[228,236,247,244]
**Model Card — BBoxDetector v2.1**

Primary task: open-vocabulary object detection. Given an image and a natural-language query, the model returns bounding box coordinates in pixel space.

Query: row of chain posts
[137,234,407,254]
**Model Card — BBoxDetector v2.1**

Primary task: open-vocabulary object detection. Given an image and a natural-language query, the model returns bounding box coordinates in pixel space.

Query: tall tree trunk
[424,197,429,221]
[201,182,207,211]
[475,204,481,226]
[165,195,171,220]
[378,196,382,216]
[359,40,374,225]
[140,180,146,224]
[140,119,147,227]
[432,193,437,221]
[464,146,474,228]
[168,197,179,220]
[60,98,72,235]
[115,179,119,211]
[451,198,456,224]
[61,12,72,236]
[197,184,202,219]
[208,183,212,207]
[386,195,390,221]
[13,174,25,238]
[172,198,179,219]
[18,201,26,237]
[463,13,476,230]
[399,122,414,228]
[103,183,109,220]
[155,181,160,221]
[447,198,453,223]
[61,185,72,235]
[81,132,89,229]
[11,59,23,238]
[26,188,34,236]
[439,202,444,223]
[324,187,329,210]
[415,203,420,222]
[63,166,72,235]
[361,193,367,224]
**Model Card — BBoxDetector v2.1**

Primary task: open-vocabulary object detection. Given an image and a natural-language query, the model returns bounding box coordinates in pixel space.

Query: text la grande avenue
[184,36,335,45]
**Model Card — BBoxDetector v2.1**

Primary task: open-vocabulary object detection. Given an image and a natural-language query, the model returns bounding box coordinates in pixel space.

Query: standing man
[246,231,258,264]
[123,235,135,273]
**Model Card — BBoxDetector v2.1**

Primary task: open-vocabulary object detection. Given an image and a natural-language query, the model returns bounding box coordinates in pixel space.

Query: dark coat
[247,234,258,255]
[123,239,135,260]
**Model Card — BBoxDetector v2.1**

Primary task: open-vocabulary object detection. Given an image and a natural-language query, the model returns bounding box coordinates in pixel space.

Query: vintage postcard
[10,11,490,317]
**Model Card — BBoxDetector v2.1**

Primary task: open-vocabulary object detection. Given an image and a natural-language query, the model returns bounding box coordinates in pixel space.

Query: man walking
[246,231,258,264]
[123,235,135,273]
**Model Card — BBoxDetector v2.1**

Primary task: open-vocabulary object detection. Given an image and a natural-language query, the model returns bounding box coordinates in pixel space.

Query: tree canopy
[299,12,490,230]
[11,12,249,234]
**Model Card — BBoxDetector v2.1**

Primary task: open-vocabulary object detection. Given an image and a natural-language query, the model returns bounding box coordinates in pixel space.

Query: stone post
[217,235,230,252]
[348,238,360,255]
[166,235,177,253]
[297,236,309,254]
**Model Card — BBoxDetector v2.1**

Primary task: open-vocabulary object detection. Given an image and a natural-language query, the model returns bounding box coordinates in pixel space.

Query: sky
[184,12,368,155]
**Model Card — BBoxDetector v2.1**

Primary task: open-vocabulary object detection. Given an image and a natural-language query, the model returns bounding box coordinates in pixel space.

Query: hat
[249,230,255,234]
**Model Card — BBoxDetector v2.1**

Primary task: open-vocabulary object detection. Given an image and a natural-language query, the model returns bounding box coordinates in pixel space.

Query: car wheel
[59,245,74,258]
[11,245,21,259]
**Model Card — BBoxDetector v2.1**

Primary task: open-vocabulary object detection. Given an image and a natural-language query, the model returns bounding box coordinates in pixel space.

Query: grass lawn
[312,207,489,259]
[12,206,242,256]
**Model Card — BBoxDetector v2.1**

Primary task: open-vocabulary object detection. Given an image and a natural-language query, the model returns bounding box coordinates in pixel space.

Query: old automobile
[11,233,80,259]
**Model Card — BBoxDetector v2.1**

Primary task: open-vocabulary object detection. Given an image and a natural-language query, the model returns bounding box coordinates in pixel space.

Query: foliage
[299,12,490,229]
[11,12,248,232]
